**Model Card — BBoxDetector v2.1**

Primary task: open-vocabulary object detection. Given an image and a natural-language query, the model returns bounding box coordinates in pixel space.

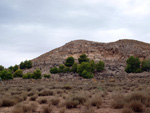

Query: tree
[90,60,96,72]
[141,59,150,72]
[32,69,42,79]
[23,73,33,79]
[14,69,23,77]
[78,54,89,64]
[71,63,78,73]
[20,60,32,69]
[125,56,141,73]
[96,61,105,72]
[59,65,65,73]
[81,70,94,79]
[50,67,59,74]
[77,62,91,75]
[0,65,4,71]
[65,56,75,67]
[0,70,13,80]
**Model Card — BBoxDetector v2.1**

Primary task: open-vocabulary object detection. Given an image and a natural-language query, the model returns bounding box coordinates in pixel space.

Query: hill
[29,39,150,74]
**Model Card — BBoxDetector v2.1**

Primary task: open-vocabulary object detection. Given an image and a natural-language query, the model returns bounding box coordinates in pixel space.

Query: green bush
[96,61,105,72]
[23,73,33,79]
[50,67,59,74]
[33,69,42,79]
[8,65,18,72]
[59,65,65,73]
[77,62,91,75]
[65,56,75,67]
[78,54,89,64]
[0,70,13,80]
[125,56,141,73]
[0,65,4,71]
[71,63,78,73]
[44,74,51,78]
[14,69,23,77]
[141,59,150,72]
[90,60,96,72]
[20,60,32,69]
[64,66,70,73]
[81,70,94,78]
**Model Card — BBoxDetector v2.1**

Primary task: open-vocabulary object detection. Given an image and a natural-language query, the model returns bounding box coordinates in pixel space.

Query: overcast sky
[0,0,150,67]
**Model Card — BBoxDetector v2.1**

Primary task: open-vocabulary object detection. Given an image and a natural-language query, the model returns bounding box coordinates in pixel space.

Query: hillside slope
[30,39,150,74]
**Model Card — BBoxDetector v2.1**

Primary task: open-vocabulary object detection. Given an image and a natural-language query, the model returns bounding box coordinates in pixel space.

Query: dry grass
[39,89,54,96]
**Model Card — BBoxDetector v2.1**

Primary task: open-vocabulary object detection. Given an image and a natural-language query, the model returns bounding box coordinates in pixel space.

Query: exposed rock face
[28,39,150,74]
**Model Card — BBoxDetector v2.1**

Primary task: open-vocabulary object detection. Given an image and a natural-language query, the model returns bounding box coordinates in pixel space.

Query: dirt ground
[0,73,150,113]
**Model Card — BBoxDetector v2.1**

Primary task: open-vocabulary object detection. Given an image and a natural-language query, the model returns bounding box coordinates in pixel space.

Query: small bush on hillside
[14,69,23,77]
[64,66,70,73]
[33,69,42,79]
[77,62,91,75]
[125,56,141,73]
[81,70,94,79]
[59,65,65,73]
[44,74,51,78]
[96,61,105,72]
[141,59,150,72]
[65,56,75,67]
[71,63,78,73]
[50,67,59,74]
[78,54,89,64]
[23,73,33,79]
[90,60,96,72]
[0,70,13,80]
[20,60,32,69]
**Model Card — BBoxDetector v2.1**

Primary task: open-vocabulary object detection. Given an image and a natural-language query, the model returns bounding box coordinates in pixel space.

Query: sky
[0,0,150,67]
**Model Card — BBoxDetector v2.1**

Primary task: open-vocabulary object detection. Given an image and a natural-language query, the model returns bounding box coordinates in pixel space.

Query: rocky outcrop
[27,39,150,74]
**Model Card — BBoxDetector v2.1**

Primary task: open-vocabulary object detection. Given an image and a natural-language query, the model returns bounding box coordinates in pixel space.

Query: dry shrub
[72,95,87,105]
[42,105,52,113]
[38,98,47,104]
[51,98,60,106]
[128,101,144,112]
[59,107,66,113]
[63,85,72,90]
[27,91,35,96]
[79,107,96,113]
[12,102,37,113]
[30,94,38,101]
[122,108,133,113]
[111,94,124,109]
[65,99,79,109]
[90,95,102,108]
[39,89,54,96]
[1,97,17,107]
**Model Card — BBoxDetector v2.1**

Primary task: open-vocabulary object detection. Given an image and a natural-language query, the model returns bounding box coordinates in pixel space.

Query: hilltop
[29,39,150,74]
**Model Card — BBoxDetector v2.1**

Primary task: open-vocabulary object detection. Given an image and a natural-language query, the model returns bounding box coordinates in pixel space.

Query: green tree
[13,65,19,72]
[64,66,70,73]
[44,74,51,78]
[81,70,94,79]
[125,56,141,73]
[23,73,33,79]
[14,69,23,77]
[65,56,75,67]
[71,63,78,73]
[59,64,65,73]
[90,60,96,72]
[0,70,13,80]
[50,67,59,74]
[77,62,91,75]
[20,60,32,69]
[33,69,42,79]
[0,65,4,71]
[96,61,105,72]
[141,59,150,72]
[78,54,89,64]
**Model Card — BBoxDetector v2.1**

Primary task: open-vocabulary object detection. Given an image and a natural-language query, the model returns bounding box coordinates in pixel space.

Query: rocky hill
[29,39,150,75]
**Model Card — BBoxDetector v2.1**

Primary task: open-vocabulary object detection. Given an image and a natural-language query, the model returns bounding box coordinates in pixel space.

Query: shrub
[77,62,91,75]
[90,60,96,72]
[78,54,89,64]
[13,65,19,72]
[59,65,65,73]
[0,65,4,71]
[128,101,144,112]
[65,99,79,109]
[65,56,75,67]
[42,105,52,113]
[50,67,59,74]
[96,61,105,72]
[64,66,70,73]
[125,56,141,73]
[33,69,42,79]
[39,90,54,96]
[71,63,78,73]
[0,69,13,80]
[30,94,38,101]
[141,59,150,72]
[90,96,102,108]
[122,108,133,113]
[81,70,94,79]
[38,98,47,104]
[23,73,33,79]
[51,98,60,106]
[14,69,23,77]
[20,60,32,69]
[44,74,51,78]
